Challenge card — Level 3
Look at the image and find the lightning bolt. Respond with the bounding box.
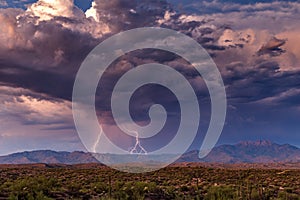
[122,126,147,154]
[92,125,103,153]
[129,130,148,154]
[91,125,147,154]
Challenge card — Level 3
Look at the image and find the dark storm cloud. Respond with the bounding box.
[0,0,36,9]
[0,0,299,117]
[0,2,104,104]
[0,0,175,106]
[0,62,74,100]
[0,1,298,95]
[170,0,299,15]
[224,60,300,106]
[257,37,286,57]
[0,12,99,66]
[0,0,213,112]
[88,0,170,31]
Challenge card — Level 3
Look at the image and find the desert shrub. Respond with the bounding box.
[277,191,300,200]
[8,176,56,199]
[66,182,84,197]
[205,185,237,200]
[91,182,109,194]
[111,181,158,200]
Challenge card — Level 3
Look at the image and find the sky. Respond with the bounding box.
[0,0,299,155]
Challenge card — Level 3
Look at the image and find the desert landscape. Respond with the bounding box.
[0,163,299,199]
[0,0,300,199]
[0,141,299,199]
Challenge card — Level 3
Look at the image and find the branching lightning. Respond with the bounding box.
[122,126,147,154]
[91,125,147,154]
[129,130,148,154]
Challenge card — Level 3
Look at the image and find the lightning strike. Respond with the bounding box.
[129,130,148,154]
[122,126,147,154]
[92,125,103,153]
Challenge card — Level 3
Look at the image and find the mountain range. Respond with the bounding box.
[178,140,300,163]
[0,141,299,165]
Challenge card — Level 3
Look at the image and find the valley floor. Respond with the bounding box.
[0,163,299,199]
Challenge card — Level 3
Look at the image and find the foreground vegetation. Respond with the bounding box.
[0,163,299,200]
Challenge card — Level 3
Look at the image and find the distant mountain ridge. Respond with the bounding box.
[0,141,299,164]
[0,150,98,165]
[178,140,300,163]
